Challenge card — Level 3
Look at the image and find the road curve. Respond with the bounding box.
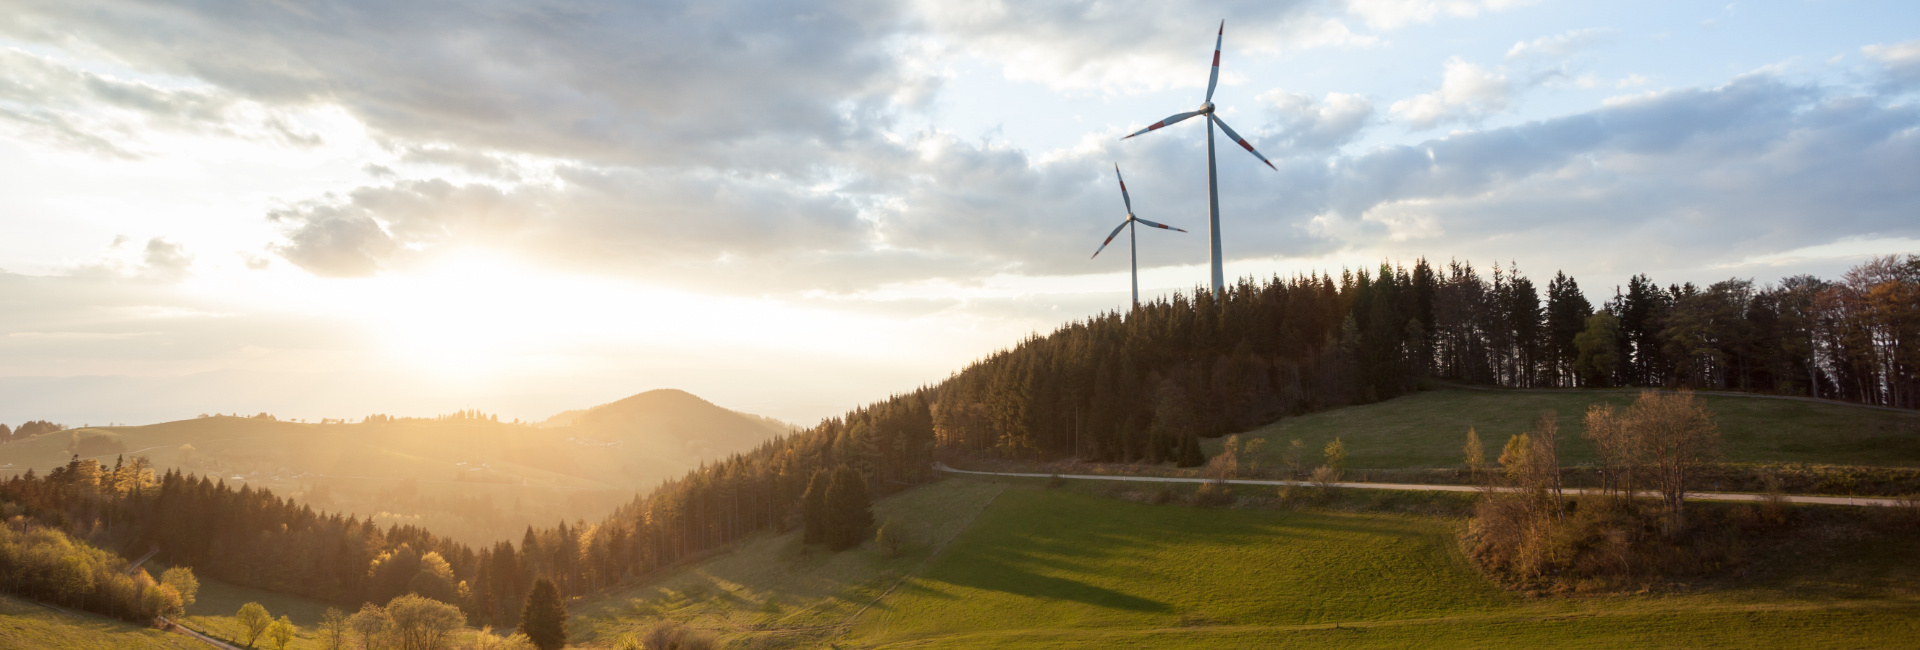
[934,463,1913,508]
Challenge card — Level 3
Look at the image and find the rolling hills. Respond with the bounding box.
[0,388,790,546]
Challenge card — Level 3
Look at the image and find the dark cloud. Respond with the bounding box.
[269,206,397,278]
[1,0,917,169]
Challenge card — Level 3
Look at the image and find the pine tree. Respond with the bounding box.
[518,578,567,650]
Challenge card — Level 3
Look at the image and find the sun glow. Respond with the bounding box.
[199,250,925,385]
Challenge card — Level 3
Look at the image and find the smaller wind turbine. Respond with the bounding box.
[1092,163,1187,310]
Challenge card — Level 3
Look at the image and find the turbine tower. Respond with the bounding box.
[1092,163,1187,310]
[1122,20,1275,294]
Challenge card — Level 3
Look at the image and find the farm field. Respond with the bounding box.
[1220,387,1920,471]
[573,476,1920,649]
[0,593,200,650]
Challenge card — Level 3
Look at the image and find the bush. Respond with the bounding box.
[641,622,716,650]
[1193,482,1234,507]
[1309,466,1342,495]
[876,519,907,557]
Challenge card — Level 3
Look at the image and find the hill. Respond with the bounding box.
[549,388,794,460]
[1221,387,1920,472]
[567,476,1920,649]
[0,594,199,650]
[0,389,789,546]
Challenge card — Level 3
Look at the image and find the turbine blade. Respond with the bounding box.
[1132,217,1188,233]
[1206,20,1223,103]
[1122,111,1202,139]
[1091,221,1131,259]
[1113,163,1133,214]
[1210,115,1275,170]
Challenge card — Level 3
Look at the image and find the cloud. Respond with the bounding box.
[1863,39,1920,91]
[913,0,1363,94]
[1306,75,1920,273]
[1344,0,1537,31]
[1258,91,1376,153]
[269,206,397,278]
[141,238,192,279]
[265,168,875,288]
[1390,58,1512,129]
[0,0,921,170]
[1505,28,1615,61]
[0,47,318,158]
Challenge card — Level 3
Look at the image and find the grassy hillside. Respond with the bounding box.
[569,476,1920,649]
[0,594,199,649]
[0,389,789,546]
[1220,388,1920,471]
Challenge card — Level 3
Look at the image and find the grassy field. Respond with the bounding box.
[177,575,337,648]
[1218,387,1920,471]
[569,478,1007,648]
[574,476,1920,649]
[0,594,201,649]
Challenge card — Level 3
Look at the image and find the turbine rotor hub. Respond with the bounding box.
[1199,101,1215,114]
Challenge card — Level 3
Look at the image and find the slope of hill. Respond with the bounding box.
[0,389,790,546]
[1222,387,1920,471]
[567,476,1920,649]
[0,594,199,650]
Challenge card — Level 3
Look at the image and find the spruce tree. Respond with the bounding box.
[801,469,831,544]
[824,465,872,550]
[519,578,567,650]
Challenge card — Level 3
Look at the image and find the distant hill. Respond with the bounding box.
[0,388,792,546]
[553,389,792,460]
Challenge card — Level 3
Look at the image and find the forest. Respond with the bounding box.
[0,254,1914,627]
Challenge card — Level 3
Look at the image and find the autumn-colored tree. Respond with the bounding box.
[267,615,295,650]
[237,602,272,648]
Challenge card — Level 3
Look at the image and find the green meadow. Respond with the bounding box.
[570,476,1920,649]
[1220,387,1920,471]
[0,594,200,649]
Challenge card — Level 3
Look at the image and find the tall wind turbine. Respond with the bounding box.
[1092,163,1187,310]
[1122,20,1275,294]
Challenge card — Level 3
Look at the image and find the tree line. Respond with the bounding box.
[0,420,66,444]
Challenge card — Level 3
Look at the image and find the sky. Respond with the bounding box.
[1,0,1916,427]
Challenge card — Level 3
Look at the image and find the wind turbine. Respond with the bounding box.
[1092,163,1187,310]
[1121,20,1275,294]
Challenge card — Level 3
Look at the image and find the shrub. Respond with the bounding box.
[876,519,906,557]
[1193,482,1234,507]
[1310,466,1342,495]
[641,622,716,650]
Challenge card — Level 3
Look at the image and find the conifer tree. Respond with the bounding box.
[519,578,567,650]
[824,465,873,551]
[801,469,831,544]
